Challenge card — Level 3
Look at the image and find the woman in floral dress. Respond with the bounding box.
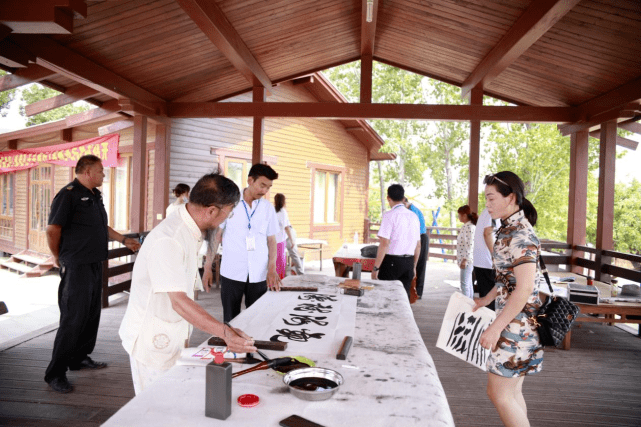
[473,171,544,427]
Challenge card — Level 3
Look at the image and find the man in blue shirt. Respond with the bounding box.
[404,198,428,299]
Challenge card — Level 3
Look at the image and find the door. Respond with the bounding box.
[29,165,53,254]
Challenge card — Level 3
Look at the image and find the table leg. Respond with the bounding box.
[562,330,571,350]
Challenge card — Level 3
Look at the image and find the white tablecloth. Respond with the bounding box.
[102,275,454,426]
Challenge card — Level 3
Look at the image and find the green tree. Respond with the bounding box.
[0,71,16,117]
[20,84,91,126]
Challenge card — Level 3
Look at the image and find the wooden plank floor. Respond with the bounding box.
[2,264,641,426]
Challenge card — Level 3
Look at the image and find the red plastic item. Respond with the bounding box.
[237,394,260,408]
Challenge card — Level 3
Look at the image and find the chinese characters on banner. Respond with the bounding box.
[230,291,357,356]
[436,292,496,371]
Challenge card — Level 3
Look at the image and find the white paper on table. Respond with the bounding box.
[436,292,496,371]
[175,346,246,366]
[230,291,357,356]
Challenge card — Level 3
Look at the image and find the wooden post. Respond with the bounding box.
[567,130,589,274]
[595,120,617,282]
[153,123,170,227]
[361,54,373,104]
[131,115,147,233]
[252,86,265,165]
[468,87,483,213]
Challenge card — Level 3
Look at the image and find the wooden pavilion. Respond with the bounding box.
[0,1,640,277]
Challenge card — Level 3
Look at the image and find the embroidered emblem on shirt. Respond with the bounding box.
[152,333,170,349]
[66,186,73,190]
[81,197,90,201]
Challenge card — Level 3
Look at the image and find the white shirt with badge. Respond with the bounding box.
[219,192,279,283]
[119,204,202,370]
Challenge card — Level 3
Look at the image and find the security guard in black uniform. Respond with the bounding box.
[44,155,140,393]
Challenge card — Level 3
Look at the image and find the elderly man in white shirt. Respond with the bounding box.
[203,164,281,322]
[371,184,421,300]
[119,173,257,395]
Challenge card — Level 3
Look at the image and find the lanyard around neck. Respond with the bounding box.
[241,199,259,230]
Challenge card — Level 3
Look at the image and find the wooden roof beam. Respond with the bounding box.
[175,0,272,89]
[0,39,35,68]
[618,120,641,135]
[558,103,640,136]
[576,76,641,121]
[0,63,56,91]
[9,35,166,110]
[0,0,87,34]
[25,84,101,117]
[588,131,638,151]
[361,0,379,57]
[168,102,577,122]
[461,0,581,99]
[98,119,134,136]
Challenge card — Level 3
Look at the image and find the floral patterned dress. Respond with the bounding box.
[486,210,545,377]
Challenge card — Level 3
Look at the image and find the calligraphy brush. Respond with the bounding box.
[231,357,294,379]
[224,322,270,362]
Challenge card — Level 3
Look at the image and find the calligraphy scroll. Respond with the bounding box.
[229,291,357,356]
[436,292,496,371]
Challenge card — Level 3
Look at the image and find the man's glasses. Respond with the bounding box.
[483,174,509,188]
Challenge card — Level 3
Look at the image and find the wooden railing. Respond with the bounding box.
[364,219,380,243]
[426,226,459,261]
[101,231,149,308]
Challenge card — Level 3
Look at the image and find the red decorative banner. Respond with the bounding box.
[0,134,119,174]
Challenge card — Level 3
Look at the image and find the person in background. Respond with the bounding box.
[45,155,141,394]
[372,184,421,300]
[473,171,544,427]
[166,183,190,216]
[403,197,428,299]
[474,207,496,310]
[274,193,303,277]
[456,205,478,299]
[119,173,256,394]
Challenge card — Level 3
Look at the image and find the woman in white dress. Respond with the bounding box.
[166,183,190,217]
[456,204,478,299]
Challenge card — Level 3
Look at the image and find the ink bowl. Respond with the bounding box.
[283,367,343,401]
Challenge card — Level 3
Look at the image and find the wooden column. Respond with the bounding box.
[361,54,373,104]
[468,87,483,212]
[153,123,170,227]
[595,120,617,282]
[567,130,589,274]
[130,115,147,233]
[252,86,265,165]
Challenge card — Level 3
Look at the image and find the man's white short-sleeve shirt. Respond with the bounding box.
[377,203,421,255]
[473,208,494,269]
[119,204,202,370]
[220,194,279,282]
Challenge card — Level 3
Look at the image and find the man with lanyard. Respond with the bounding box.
[45,155,140,394]
[371,184,421,300]
[403,197,428,299]
[205,163,281,322]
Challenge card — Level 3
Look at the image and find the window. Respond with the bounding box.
[0,173,14,240]
[313,170,340,224]
[30,166,52,232]
[101,156,132,231]
[225,158,249,190]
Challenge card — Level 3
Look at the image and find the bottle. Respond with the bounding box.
[353,231,358,244]
[205,360,232,420]
[587,276,594,286]
[611,279,619,297]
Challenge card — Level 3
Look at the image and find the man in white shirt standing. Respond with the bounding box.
[206,164,281,322]
[472,207,496,310]
[119,173,257,395]
[371,184,421,300]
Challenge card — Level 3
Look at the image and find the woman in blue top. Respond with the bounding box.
[473,171,544,427]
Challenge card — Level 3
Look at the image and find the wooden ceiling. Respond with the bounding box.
[0,0,640,132]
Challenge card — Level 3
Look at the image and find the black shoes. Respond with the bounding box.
[69,356,108,371]
[47,376,73,393]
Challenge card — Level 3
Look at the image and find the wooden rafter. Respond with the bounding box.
[168,102,577,122]
[0,39,35,68]
[98,119,133,137]
[0,64,55,91]
[618,120,641,135]
[558,102,641,136]
[0,0,87,34]
[588,131,638,151]
[361,0,378,57]
[461,0,581,99]
[25,84,101,117]
[175,0,272,89]
[577,76,641,121]
[9,35,165,109]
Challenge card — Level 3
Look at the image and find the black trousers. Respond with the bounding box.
[416,233,428,297]
[220,275,267,322]
[378,255,415,301]
[474,266,496,311]
[45,262,102,382]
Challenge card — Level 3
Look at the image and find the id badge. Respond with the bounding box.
[246,236,256,251]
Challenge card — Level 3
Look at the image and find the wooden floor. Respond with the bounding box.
[2,273,641,426]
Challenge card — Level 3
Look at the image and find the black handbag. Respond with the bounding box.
[529,256,580,347]
[360,245,378,258]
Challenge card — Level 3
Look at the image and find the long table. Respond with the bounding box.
[332,243,377,277]
[102,275,454,426]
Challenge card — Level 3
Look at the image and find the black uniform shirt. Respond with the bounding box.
[48,179,109,265]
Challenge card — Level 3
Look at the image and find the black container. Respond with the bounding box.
[205,361,232,420]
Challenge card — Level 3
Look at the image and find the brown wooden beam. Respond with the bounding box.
[292,76,314,86]
[153,124,170,227]
[175,0,272,89]
[361,0,379,57]
[0,64,55,91]
[578,76,641,121]
[557,106,638,136]
[0,24,11,43]
[567,131,588,275]
[24,84,100,116]
[461,0,580,99]
[10,34,165,107]
[131,115,147,233]
[468,87,483,213]
[168,102,577,122]
[0,40,35,68]
[595,121,617,282]
[98,119,134,136]
[118,98,168,122]
[588,130,638,151]
[361,54,373,104]
[64,99,121,128]
[61,128,72,142]
[252,86,265,165]
[8,139,17,150]
[0,0,87,34]
[618,120,641,135]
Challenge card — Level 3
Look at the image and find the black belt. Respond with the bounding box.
[386,254,413,258]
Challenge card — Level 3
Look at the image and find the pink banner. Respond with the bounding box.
[0,134,119,174]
